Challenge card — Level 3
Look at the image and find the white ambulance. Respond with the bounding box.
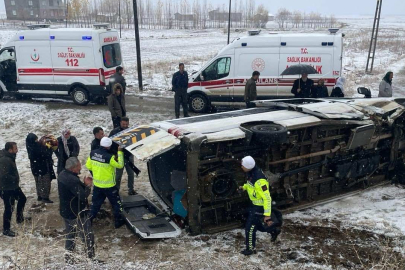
[187,29,344,113]
[0,24,121,105]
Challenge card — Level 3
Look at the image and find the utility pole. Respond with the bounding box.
[119,0,122,38]
[227,0,231,44]
[65,0,68,28]
[366,0,383,74]
[133,0,143,91]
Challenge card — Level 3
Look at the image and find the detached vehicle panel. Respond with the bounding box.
[111,98,405,236]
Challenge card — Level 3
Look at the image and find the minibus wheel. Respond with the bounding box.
[72,87,90,106]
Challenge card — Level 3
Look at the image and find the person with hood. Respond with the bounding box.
[311,78,329,98]
[108,66,127,94]
[378,71,394,97]
[291,73,314,98]
[330,77,345,98]
[244,71,260,108]
[26,133,57,203]
[239,156,282,256]
[108,83,126,128]
[0,142,28,237]
[56,129,80,175]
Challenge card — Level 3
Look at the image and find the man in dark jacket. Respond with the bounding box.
[26,134,56,203]
[172,63,189,119]
[244,71,260,108]
[56,129,80,175]
[108,84,126,128]
[58,157,94,260]
[311,78,329,98]
[91,127,104,151]
[291,73,314,98]
[108,66,126,94]
[0,142,28,237]
[109,117,140,195]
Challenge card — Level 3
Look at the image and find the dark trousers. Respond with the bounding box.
[64,212,95,258]
[174,89,189,118]
[0,188,27,231]
[245,206,282,250]
[112,116,121,129]
[34,174,52,199]
[90,186,124,224]
[115,156,135,192]
[245,101,256,108]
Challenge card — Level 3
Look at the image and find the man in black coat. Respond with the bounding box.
[56,129,80,175]
[58,157,94,260]
[172,63,190,119]
[109,117,140,195]
[91,127,104,152]
[108,66,126,94]
[291,73,314,98]
[0,142,28,237]
[26,133,56,203]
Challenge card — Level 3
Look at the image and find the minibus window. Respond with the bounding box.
[201,57,231,81]
[102,43,122,68]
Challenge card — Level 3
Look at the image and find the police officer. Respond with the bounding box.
[86,137,126,228]
[172,63,190,119]
[239,156,282,256]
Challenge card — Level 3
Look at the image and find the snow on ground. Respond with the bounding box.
[1,16,405,269]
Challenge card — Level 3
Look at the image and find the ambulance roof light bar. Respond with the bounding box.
[27,24,51,30]
[93,23,110,30]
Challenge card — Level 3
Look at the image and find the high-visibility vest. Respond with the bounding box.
[243,167,272,216]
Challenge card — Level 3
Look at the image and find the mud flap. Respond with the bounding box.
[122,195,182,239]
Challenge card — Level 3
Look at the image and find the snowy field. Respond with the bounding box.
[0,15,405,269]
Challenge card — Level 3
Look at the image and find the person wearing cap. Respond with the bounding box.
[172,63,190,119]
[239,156,281,256]
[86,137,126,228]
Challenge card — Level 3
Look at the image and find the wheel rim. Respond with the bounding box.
[74,90,86,103]
[192,97,205,111]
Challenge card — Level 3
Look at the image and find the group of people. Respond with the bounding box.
[0,116,139,261]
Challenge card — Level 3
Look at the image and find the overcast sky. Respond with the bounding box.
[1,0,404,16]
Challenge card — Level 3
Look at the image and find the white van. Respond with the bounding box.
[0,24,121,105]
[188,30,344,112]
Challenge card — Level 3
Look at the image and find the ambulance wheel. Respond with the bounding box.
[246,122,288,146]
[189,93,208,113]
[72,87,90,106]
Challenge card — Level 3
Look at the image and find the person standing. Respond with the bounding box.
[109,66,126,94]
[0,142,28,237]
[56,129,80,175]
[108,84,126,128]
[330,77,346,98]
[91,127,104,152]
[291,73,314,98]
[311,78,329,98]
[109,117,139,195]
[58,157,95,261]
[172,63,190,119]
[244,71,260,108]
[239,156,282,256]
[26,134,57,203]
[86,137,126,228]
[378,71,393,97]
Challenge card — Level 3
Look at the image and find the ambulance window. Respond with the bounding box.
[102,44,122,68]
[202,57,231,81]
[0,49,15,62]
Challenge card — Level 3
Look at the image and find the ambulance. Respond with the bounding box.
[0,24,121,105]
[187,29,344,113]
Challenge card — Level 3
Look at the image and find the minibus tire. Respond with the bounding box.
[72,87,90,106]
[249,123,288,145]
[189,93,208,113]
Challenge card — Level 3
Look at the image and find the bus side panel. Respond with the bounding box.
[233,47,280,102]
[17,40,54,93]
[50,41,97,94]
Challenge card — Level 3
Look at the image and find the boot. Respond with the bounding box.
[3,230,16,237]
[128,189,137,196]
[17,216,32,224]
[37,196,42,201]
[114,218,126,229]
[42,198,54,204]
[240,249,256,256]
